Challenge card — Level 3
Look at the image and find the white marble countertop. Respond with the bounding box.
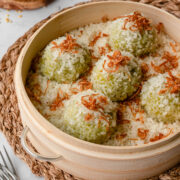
[0,0,87,179]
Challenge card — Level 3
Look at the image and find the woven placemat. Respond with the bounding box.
[0,1,180,180]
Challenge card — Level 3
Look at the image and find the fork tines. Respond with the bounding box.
[0,146,18,180]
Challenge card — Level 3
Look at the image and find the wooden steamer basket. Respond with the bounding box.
[14,1,180,180]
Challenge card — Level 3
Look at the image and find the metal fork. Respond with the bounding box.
[0,146,18,180]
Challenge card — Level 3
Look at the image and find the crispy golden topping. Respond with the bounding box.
[103,51,130,73]
[89,32,109,47]
[85,113,94,121]
[129,85,142,100]
[51,34,80,53]
[78,78,92,91]
[101,15,109,23]
[102,33,109,37]
[126,99,145,124]
[156,22,164,33]
[81,94,106,111]
[50,88,69,111]
[116,133,127,140]
[106,43,112,52]
[89,49,99,61]
[44,79,50,95]
[169,42,176,53]
[71,78,92,94]
[81,94,110,129]
[98,47,106,56]
[137,128,149,140]
[159,72,180,94]
[150,129,173,142]
[121,11,152,32]
[89,32,102,47]
[141,62,149,74]
[78,30,83,37]
[151,51,178,74]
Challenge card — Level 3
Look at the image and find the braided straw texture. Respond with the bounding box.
[0,1,179,180]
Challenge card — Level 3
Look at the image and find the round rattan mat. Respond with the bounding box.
[0,1,180,180]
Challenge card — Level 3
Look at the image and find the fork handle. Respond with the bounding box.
[21,126,62,161]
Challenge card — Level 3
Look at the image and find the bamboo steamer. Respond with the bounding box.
[14,1,180,180]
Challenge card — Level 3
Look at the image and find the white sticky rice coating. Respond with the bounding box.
[39,35,91,83]
[141,74,180,123]
[109,16,158,56]
[62,90,117,143]
[91,51,142,101]
[104,102,180,146]
[26,71,180,146]
[26,12,180,146]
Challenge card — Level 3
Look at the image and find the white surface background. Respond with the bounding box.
[0,0,87,179]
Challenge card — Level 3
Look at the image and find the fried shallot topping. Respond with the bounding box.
[103,51,130,73]
[89,32,109,47]
[150,129,173,142]
[44,79,50,95]
[50,88,69,111]
[121,11,152,32]
[156,22,164,33]
[126,98,145,124]
[78,78,92,91]
[116,133,127,140]
[81,94,110,129]
[141,62,149,74]
[106,43,112,52]
[169,42,177,53]
[116,105,127,125]
[89,32,102,47]
[101,15,109,23]
[151,51,178,74]
[85,113,94,121]
[98,47,106,55]
[81,94,107,111]
[137,128,149,140]
[71,78,92,94]
[159,71,180,94]
[51,34,80,53]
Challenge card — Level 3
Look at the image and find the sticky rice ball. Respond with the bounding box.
[141,73,180,123]
[109,11,158,56]
[91,51,142,101]
[62,90,117,143]
[39,34,91,83]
